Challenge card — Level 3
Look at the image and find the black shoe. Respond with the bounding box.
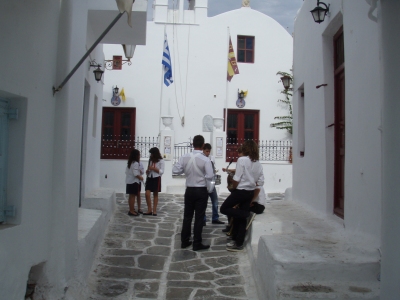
[181,241,192,249]
[193,243,210,251]
[203,221,206,226]
[212,219,225,224]
[222,226,231,233]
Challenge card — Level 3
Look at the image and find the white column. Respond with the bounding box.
[159,126,174,193]
[210,117,226,192]
[153,0,168,23]
[178,0,184,23]
[194,0,208,23]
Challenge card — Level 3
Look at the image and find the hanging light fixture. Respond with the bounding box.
[280,75,292,90]
[122,44,136,60]
[89,61,104,82]
[310,0,330,24]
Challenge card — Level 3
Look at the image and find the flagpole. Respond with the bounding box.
[224,27,230,137]
[159,25,167,135]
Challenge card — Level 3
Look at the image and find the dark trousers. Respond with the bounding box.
[181,187,208,246]
[220,189,254,246]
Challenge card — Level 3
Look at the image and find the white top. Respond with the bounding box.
[172,150,214,187]
[147,159,165,178]
[125,161,141,184]
[254,186,266,205]
[233,156,264,190]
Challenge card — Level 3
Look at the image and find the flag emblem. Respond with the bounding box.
[162,34,173,86]
[227,37,239,82]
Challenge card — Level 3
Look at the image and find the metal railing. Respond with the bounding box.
[101,136,159,159]
[259,140,292,161]
[226,138,292,162]
[173,142,193,164]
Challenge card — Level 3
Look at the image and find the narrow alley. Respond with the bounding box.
[86,193,258,300]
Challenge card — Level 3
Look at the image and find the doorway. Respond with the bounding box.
[333,28,345,218]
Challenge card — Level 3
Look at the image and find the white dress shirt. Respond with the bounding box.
[233,156,264,190]
[147,159,165,178]
[172,150,214,187]
[125,161,141,184]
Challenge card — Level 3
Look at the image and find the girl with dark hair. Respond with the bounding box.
[125,149,143,216]
[144,147,165,216]
[220,140,264,252]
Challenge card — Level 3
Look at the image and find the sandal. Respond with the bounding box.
[138,210,143,214]
[152,213,157,216]
[128,211,139,216]
[143,212,153,215]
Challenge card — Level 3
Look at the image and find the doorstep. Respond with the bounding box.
[247,200,380,300]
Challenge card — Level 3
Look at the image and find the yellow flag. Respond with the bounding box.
[119,88,126,101]
[227,36,239,82]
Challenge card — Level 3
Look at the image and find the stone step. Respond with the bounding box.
[276,281,380,300]
[249,201,381,300]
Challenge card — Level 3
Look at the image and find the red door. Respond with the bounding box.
[226,109,259,162]
[101,107,136,159]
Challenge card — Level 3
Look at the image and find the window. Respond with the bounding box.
[237,36,254,63]
[225,109,259,161]
[101,107,136,159]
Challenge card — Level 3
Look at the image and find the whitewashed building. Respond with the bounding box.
[0,1,147,299]
[100,0,293,195]
[286,0,400,298]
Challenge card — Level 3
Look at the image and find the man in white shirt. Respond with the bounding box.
[172,135,214,251]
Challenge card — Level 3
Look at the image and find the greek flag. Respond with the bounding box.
[162,34,173,86]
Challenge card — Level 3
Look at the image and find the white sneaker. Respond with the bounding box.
[226,241,235,247]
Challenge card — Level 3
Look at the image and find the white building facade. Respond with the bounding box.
[100,0,294,195]
[292,1,400,297]
[0,0,147,299]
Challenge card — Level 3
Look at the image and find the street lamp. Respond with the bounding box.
[310,0,330,24]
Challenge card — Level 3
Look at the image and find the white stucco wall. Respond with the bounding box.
[292,1,381,247]
[100,6,293,193]
[0,1,105,298]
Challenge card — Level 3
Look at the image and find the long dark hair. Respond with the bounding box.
[127,149,140,168]
[241,140,259,162]
[149,147,162,163]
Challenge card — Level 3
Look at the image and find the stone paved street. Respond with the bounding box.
[86,193,258,300]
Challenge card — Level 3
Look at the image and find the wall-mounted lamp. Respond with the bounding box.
[113,85,120,96]
[280,75,292,90]
[310,0,330,24]
[89,61,104,82]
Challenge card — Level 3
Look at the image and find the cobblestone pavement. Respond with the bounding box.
[86,193,258,300]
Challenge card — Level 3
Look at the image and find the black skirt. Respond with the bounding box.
[126,182,140,195]
[145,176,161,193]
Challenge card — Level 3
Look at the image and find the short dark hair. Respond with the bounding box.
[192,135,205,148]
[203,143,212,150]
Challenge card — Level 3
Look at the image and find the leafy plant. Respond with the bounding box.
[270,71,293,135]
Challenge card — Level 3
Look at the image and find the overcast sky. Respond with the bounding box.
[208,0,304,34]
[147,0,304,34]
